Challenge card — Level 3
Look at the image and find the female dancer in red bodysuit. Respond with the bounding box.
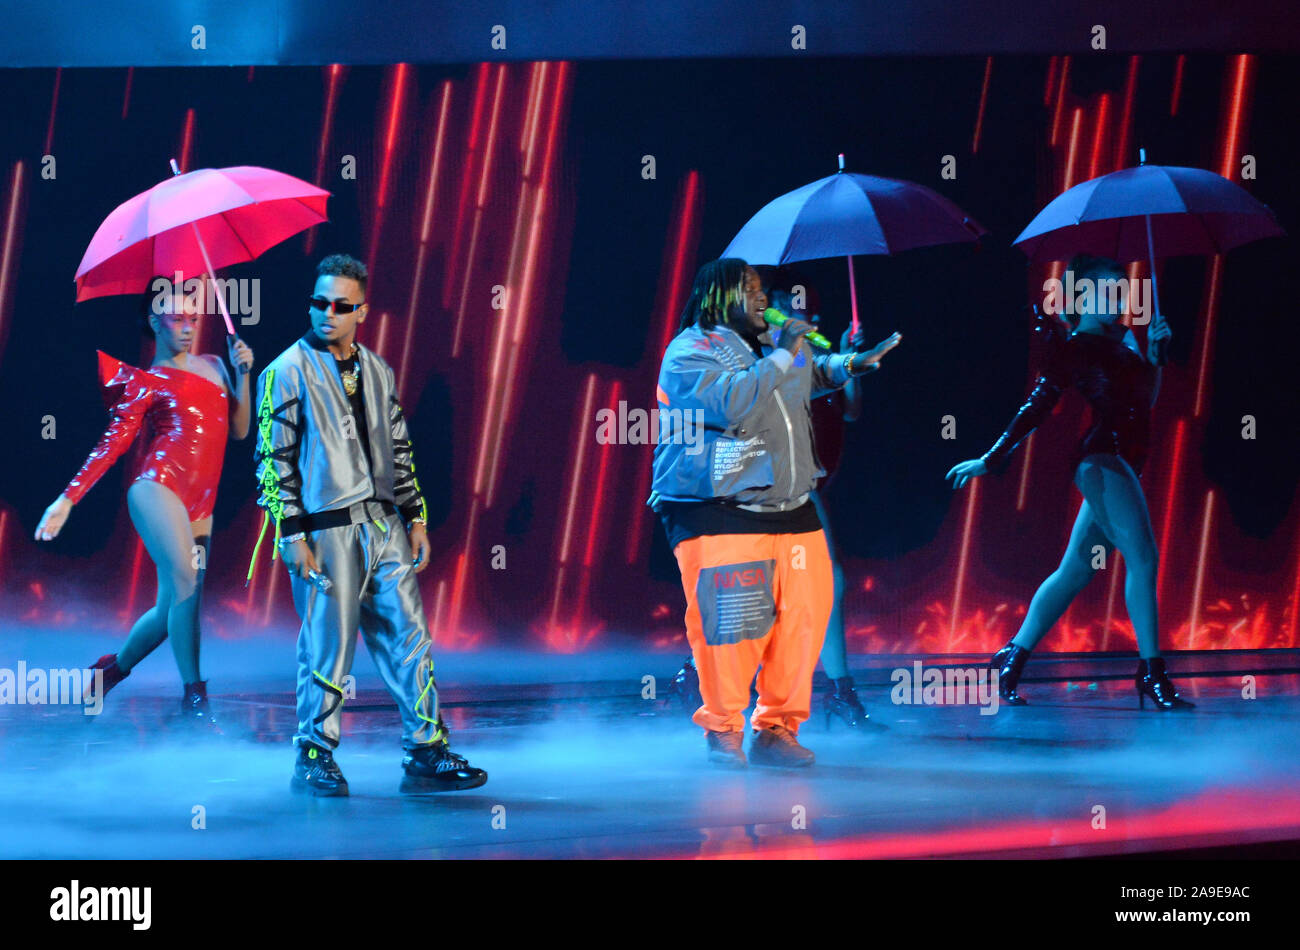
[35,283,253,721]
[946,255,1191,711]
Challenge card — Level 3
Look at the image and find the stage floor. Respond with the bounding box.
[2,631,1298,859]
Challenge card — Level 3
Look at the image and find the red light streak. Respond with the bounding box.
[583,380,621,569]
[1043,56,1059,107]
[1155,418,1186,608]
[1194,256,1222,418]
[452,65,508,357]
[1115,56,1139,168]
[482,61,571,508]
[400,79,454,389]
[178,108,195,173]
[43,68,61,155]
[628,170,703,563]
[472,63,547,501]
[0,162,28,351]
[549,374,598,632]
[1218,55,1252,180]
[470,62,540,501]
[444,65,491,312]
[1062,108,1083,190]
[1186,491,1215,650]
[971,56,993,154]
[1170,54,1186,116]
[1289,529,1300,646]
[1050,56,1070,146]
[681,789,1300,861]
[947,477,980,649]
[305,64,345,257]
[121,67,133,120]
[376,63,410,210]
[1100,551,1123,651]
[1014,433,1034,511]
[1088,92,1110,180]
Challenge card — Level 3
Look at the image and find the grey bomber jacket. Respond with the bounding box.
[253,336,427,540]
[650,323,862,510]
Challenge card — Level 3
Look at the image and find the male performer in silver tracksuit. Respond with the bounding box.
[253,253,486,796]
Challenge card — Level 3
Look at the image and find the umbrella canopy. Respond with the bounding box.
[723,171,987,265]
[1013,164,1284,264]
[75,165,330,302]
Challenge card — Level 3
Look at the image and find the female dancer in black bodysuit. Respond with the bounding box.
[945,255,1193,711]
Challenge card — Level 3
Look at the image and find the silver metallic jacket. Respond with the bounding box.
[253,337,427,545]
[650,324,860,510]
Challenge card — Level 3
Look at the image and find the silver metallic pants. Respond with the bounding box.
[289,509,441,750]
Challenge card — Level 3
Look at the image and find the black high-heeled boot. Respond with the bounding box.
[825,676,880,729]
[1135,657,1195,711]
[990,641,1030,705]
[180,680,223,733]
[666,656,702,710]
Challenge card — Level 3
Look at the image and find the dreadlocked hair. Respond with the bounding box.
[677,258,750,333]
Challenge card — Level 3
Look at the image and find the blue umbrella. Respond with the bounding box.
[1014,150,1285,360]
[723,155,987,335]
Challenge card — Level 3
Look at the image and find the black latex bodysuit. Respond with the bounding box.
[981,330,1157,476]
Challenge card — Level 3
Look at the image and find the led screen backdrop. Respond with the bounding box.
[0,55,1295,654]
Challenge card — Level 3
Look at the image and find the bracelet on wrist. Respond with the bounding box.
[279,532,306,547]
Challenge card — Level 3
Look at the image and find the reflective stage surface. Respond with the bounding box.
[2,629,1297,859]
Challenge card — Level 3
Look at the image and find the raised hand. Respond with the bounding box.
[945,458,987,489]
[859,331,903,366]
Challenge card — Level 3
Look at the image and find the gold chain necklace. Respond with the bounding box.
[338,343,359,396]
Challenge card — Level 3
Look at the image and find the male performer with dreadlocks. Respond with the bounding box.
[650,258,901,768]
[252,253,486,796]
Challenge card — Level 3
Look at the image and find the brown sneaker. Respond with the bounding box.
[749,724,815,769]
[705,729,747,768]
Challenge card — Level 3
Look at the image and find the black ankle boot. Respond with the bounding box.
[1135,657,1195,711]
[666,655,702,710]
[180,680,222,732]
[825,676,879,729]
[990,642,1031,705]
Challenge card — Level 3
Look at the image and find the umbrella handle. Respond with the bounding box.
[169,158,236,336]
[1144,213,1167,366]
[846,253,861,339]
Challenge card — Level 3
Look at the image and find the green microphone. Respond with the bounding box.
[763,307,832,349]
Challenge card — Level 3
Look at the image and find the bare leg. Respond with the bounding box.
[116,604,168,672]
[126,481,202,685]
[1073,454,1160,657]
[1011,499,1111,652]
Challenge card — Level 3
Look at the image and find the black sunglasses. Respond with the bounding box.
[308,296,364,315]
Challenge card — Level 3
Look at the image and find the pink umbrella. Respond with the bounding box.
[75,161,331,334]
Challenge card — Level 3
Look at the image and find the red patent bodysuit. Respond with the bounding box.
[64,351,230,522]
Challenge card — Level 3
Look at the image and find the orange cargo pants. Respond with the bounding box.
[672,529,833,735]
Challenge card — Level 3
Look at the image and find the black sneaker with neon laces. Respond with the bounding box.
[291,742,349,797]
[400,729,488,794]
